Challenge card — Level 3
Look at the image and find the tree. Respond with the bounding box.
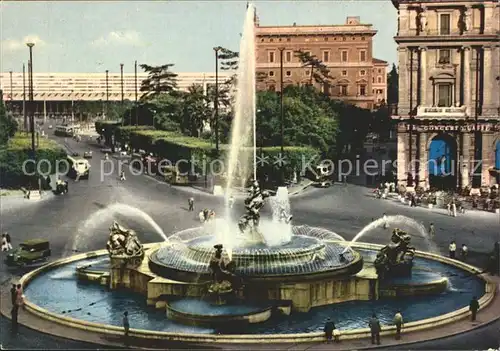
[294,50,335,88]
[139,64,178,101]
[387,63,399,105]
[180,84,212,137]
[255,85,339,156]
[0,102,18,145]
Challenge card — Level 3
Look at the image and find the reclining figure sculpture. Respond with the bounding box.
[106,221,144,258]
[374,228,416,280]
[238,180,270,243]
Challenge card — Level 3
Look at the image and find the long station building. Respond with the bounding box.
[0,71,232,117]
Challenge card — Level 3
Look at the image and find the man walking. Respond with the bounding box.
[429,223,435,238]
[323,318,335,343]
[447,202,452,216]
[382,213,388,230]
[10,284,17,306]
[449,241,457,259]
[123,311,130,339]
[188,197,194,211]
[368,313,381,345]
[469,296,479,321]
[460,244,468,262]
[393,310,404,340]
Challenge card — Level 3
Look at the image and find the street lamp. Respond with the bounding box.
[26,42,35,159]
[213,46,222,152]
[105,69,109,119]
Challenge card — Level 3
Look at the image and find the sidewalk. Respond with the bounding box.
[1,275,499,350]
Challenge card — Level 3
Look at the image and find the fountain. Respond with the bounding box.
[15,3,493,345]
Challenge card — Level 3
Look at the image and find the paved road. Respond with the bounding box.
[0,132,499,349]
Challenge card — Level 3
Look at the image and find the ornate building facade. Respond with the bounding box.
[255,16,388,110]
[391,0,500,189]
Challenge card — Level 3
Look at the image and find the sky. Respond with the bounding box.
[0,0,398,74]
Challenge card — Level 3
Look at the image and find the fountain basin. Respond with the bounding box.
[16,242,493,344]
[149,231,363,283]
[166,298,273,327]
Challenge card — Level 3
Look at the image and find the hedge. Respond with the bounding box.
[0,133,67,188]
[115,126,154,146]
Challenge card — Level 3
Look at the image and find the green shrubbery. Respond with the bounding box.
[0,133,66,188]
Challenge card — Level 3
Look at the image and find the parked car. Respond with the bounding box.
[48,125,53,129]
[5,239,51,266]
[83,151,93,159]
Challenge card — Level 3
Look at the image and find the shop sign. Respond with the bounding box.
[402,123,500,132]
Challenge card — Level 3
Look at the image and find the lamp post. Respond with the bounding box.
[9,70,13,104]
[27,43,35,160]
[135,60,138,127]
[105,70,109,119]
[279,47,285,185]
[23,64,27,131]
[120,63,124,126]
[213,46,221,152]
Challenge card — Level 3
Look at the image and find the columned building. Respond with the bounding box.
[391,0,500,189]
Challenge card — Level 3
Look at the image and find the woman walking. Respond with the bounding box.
[1,234,8,252]
[6,233,12,251]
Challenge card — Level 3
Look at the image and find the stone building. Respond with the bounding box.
[391,0,500,189]
[255,16,388,110]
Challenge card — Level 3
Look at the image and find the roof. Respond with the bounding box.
[20,239,49,246]
[373,58,388,64]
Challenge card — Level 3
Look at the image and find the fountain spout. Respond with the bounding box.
[237,180,270,243]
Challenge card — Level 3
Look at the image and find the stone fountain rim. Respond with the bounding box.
[13,242,496,345]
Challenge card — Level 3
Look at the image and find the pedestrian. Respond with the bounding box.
[10,284,17,306]
[429,223,435,238]
[123,311,130,337]
[228,195,235,209]
[5,233,12,251]
[452,201,457,217]
[119,171,126,181]
[461,244,468,262]
[323,318,335,343]
[368,314,381,345]
[203,209,209,222]
[382,213,388,229]
[15,284,24,307]
[469,296,479,321]
[393,310,404,340]
[188,197,194,211]
[199,210,205,223]
[1,234,8,252]
[447,202,451,216]
[449,241,457,259]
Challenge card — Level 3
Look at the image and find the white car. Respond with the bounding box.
[48,125,53,129]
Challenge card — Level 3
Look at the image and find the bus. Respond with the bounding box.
[67,155,90,179]
[54,124,81,137]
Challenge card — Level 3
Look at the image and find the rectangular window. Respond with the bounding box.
[360,70,366,76]
[341,50,348,62]
[285,51,292,62]
[342,70,347,76]
[269,71,275,77]
[377,76,382,83]
[359,50,366,62]
[269,52,275,63]
[340,85,348,96]
[286,71,291,77]
[438,49,451,64]
[323,51,330,62]
[440,14,451,35]
[438,84,452,107]
[359,85,366,96]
